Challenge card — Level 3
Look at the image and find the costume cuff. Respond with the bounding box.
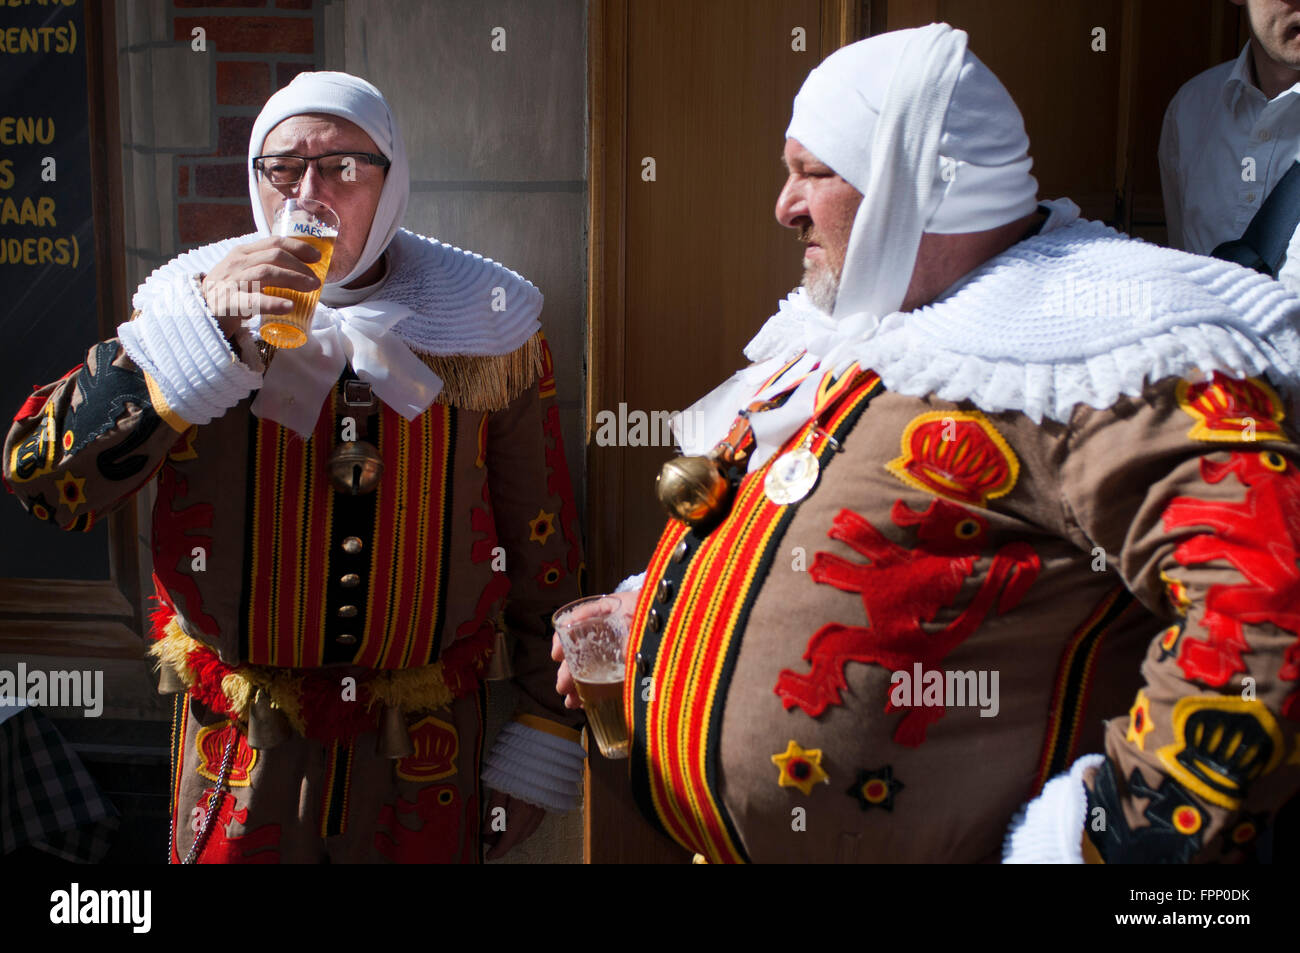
[481,719,586,813]
[1002,753,1104,864]
[118,272,262,425]
[615,572,646,593]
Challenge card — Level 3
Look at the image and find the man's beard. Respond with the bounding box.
[798,223,840,314]
[802,259,839,314]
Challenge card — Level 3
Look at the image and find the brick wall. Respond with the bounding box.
[173,0,324,247]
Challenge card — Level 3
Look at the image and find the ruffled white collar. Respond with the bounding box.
[680,198,1300,466]
[132,229,543,435]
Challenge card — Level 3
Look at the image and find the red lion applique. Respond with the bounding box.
[184,791,281,864]
[1161,450,1300,718]
[373,784,463,863]
[151,462,218,635]
[774,500,1040,746]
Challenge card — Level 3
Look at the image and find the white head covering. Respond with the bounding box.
[247,71,410,300]
[785,23,1038,319]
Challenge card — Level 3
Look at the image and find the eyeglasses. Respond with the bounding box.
[252,152,391,186]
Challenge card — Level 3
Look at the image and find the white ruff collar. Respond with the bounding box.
[682,199,1300,467]
[132,229,543,435]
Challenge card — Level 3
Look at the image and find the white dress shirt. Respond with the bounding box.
[1159,44,1300,292]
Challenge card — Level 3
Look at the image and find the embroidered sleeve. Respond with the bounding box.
[3,338,192,532]
[1058,373,1300,862]
[482,332,586,745]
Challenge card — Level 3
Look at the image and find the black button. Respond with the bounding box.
[648,609,661,632]
[671,540,688,563]
[657,578,673,603]
[636,651,647,675]
[337,605,358,619]
[335,633,357,646]
[340,573,361,588]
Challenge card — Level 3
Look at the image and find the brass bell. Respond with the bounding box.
[328,440,383,495]
[155,660,186,695]
[483,629,513,681]
[655,453,733,527]
[377,704,414,758]
[247,688,291,750]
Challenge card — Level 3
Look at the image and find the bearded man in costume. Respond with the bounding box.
[4,72,586,863]
[557,24,1300,863]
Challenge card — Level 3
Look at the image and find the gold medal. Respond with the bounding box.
[764,433,820,505]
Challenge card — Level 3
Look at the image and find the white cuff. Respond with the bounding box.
[119,272,262,425]
[615,573,646,593]
[481,720,586,813]
[1002,753,1104,864]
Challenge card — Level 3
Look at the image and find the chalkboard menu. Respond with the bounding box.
[0,0,109,579]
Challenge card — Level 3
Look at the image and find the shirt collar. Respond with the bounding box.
[1222,43,1257,110]
[1222,41,1300,110]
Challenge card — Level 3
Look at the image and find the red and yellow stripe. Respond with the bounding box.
[245,394,453,669]
[355,402,452,669]
[1030,585,1136,795]
[246,393,336,666]
[628,369,880,863]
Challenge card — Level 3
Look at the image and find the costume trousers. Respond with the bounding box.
[167,689,485,863]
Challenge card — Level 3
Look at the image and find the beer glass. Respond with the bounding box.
[259,198,339,349]
[554,595,630,759]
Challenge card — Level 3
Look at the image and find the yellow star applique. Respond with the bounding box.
[770,740,829,795]
[1126,690,1155,751]
[55,471,87,514]
[528,508,556,546]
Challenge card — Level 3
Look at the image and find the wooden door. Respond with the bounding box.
[586,0,860,863]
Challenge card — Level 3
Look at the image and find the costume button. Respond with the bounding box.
[340,573,361,588]
[657,579,673,603]
[648,609,662,632]
[636,651,647,674]
[1259,129,1273,142]
[1246,192,1258,203]
[342,536,364,554]
[335,633,357,646]
[671,540,688,563]
[337,605,358,619]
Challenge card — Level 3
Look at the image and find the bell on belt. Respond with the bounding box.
[328,441,383,495]
[247,688,291,750]
[656,453,733,528]
[483,629,513,681]
[377,704,414,758]
[155,660,186,695]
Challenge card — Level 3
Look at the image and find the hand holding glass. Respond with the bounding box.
[259,198,338,349]
[553,595,630,759]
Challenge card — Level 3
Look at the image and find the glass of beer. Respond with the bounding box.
[554,595,630,759]
[259,198,338,349]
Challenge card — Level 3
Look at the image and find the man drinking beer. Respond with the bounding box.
[4,72,585,863]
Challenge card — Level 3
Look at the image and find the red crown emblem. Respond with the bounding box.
[195,723,257,786]
[396,716,459,782]
[1176,374,1286,442]
[886,411,1019,507]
